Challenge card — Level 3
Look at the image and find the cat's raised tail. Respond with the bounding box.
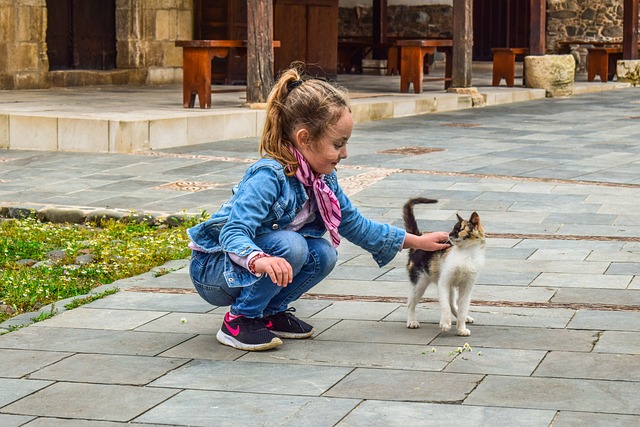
[403,197,438,235]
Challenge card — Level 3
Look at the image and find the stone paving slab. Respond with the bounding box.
[551,288,640,306]
[552,412,640,427]
[0,326,193,356]
[30,307,168,330]
[22,419,169,427]
[444,347,546,376]
[533,351,640,381]
[28,353,190,385]
[157,334,247,361]
[149,359,352,396]
[568,309,640,331]
[593,331,640,354]
[134,390,360,427]
[323,368,483,402]
[384,305,575,329]
[432,325,599,352]
[314,319,441,345]
[84,290,213,312]
[531,272,632,289]
[336,400,556,427]
[0,414,35,427]
[2,382,179,422]
[0,378,52,408]
[310,301,401,321]
[134,312,224,335]
[0,349,71,378]
[240,339,453,371]
[464,376,640,415]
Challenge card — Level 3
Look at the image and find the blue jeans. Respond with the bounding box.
[189,231,337,318]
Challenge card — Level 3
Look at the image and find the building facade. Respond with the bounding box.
[0,0,634,90]
[0,0,191,89]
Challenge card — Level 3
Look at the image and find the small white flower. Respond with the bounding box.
[180,318,187,324]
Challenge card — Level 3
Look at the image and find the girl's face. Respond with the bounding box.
[296,109,353,176]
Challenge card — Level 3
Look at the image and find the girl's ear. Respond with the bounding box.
[295,128,310,147]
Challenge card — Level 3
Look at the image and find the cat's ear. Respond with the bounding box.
[470,212,480,226]
[456,213,464,223]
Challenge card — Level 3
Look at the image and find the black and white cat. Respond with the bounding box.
[403,198,486,336]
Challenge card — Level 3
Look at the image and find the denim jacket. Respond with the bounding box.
[187,158,406,287]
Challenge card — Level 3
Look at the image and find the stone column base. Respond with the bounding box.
[616,59,640,86]
[524,54,576,98]
[446,87,486,107]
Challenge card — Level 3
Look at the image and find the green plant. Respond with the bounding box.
[0,213,206,324]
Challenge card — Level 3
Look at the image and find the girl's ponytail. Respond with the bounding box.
[260,68,302,176]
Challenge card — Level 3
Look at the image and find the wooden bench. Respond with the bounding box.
[396,39,453,93]
[175,40,280,109]
[491,47,529,87]
[587,47,623,82]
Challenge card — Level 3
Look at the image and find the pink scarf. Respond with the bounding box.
[291,148,341,247]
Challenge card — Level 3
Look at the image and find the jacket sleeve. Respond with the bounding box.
[218,165,284,256]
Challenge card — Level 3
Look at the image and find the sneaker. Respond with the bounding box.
[263,307,315,339]
[216,312,283,351]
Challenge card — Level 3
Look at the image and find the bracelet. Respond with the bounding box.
[248,252,272,275]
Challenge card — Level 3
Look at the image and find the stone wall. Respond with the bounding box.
[547,0,625,52]
[116,0,192,84]
[0,0,192,89]
[339,3,452,39]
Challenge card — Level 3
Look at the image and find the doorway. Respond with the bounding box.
[473,0,530,61]
[46,0,116,70]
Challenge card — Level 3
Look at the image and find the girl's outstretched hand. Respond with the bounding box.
[253,256,293,286]
[403,231,451,252]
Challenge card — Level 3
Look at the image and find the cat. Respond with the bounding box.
[403,197,486,336]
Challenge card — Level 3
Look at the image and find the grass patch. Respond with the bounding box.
[0,213,206,324]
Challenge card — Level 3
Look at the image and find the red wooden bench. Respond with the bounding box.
[491,47,529,87]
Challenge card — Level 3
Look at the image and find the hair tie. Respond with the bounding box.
[287,80,303,91]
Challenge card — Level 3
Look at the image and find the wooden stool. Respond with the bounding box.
[587,47,623,82]
[491,47,529,87]
[175,40,280,108]
[396,39,453,93]
[386,46,400,76]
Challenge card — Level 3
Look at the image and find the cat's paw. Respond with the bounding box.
[439,318,452,332]
[407,320,420,329]
[457,327,471,336]
[466,316,474,324]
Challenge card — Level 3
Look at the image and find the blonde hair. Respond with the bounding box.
[260,65,351,176]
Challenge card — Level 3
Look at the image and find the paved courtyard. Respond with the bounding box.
[1,86,639,426]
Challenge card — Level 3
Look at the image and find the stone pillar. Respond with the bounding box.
[0,0,49,89]
[525,54,576,98]
[121,0,192,84]
[617,59,640,86]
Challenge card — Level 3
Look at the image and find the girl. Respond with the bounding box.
[188,66,450,351]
